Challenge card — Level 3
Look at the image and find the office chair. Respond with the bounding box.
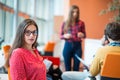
[44,41,55,56]
[2,45,11,80]
[100,52,120,80]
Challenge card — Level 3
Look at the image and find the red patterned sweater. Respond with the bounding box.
[10,48,46,80]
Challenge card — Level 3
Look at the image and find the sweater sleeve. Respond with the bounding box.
[89,49,102,76]
[81,22,86,38]
[10,50,27,80]
[60,22,65,39]
[79,20,86,38]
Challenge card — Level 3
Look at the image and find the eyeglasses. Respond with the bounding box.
[24,30,38,36]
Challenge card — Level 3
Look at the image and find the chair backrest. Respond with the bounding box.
[2,45,11,80]
[2,45,11,59]
[101,52,120,80]
[8,67,11,80]
[44,41,55,52]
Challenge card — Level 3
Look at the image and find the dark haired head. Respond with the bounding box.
[105,22,120,41]
[5,19,38,68]
[14,19,38,48]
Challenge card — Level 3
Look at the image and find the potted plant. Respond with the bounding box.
[100,0,120,22]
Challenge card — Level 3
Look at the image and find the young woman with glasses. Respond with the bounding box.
[5,19,46,80]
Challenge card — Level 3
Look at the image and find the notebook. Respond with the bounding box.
[75,54,89,71]
[43,59,53,70]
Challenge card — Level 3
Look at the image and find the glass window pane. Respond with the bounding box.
[6,0,14,8]
[0,9,5,44]
[4,12,14,43]
[0,0,6,4]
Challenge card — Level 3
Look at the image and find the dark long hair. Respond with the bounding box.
[64,5,80,32]
[5,19,39,68]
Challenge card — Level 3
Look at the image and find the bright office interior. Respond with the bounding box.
[0,0,117,79]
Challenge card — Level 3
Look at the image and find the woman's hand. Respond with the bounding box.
[77,32,84,38]
[63,33,72,39]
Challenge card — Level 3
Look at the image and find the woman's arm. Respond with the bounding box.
[89,50,101,76]
[60,22,65,39]
[10,50,27,80]
[77,21,86,38]
[60,22,72,39]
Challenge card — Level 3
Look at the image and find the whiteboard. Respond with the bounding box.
[84,38,102,65]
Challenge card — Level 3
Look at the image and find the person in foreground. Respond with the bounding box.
[60,5,86,71]
[5,19,46,80]
[89,22,120,77]
[61,22,120,80]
